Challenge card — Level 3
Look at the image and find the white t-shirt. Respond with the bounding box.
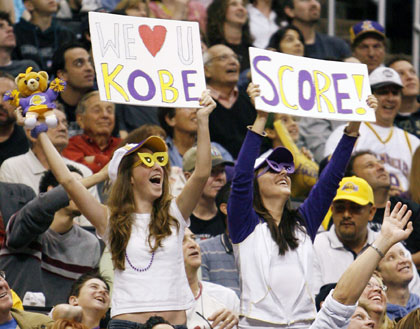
[324,123,420,191]
[247,4,278,49]
[102,200,194,317]
[186,281,239,329]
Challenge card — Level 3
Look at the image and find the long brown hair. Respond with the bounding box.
[206,0,252,46]
[408,147,420,204]
[253,175,305,255]
[107,151,179,270]
[395,309,420,329]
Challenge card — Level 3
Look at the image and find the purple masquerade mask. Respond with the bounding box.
[257,159,295,178]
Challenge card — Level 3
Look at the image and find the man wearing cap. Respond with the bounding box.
[312,176,420,298]
[313,176,376,295]
[388,55,420,139]
[282,0,351,60]
[183,145,233,240]
[345,150,420,266]
[350,20,387,73]
[324,66,420,192]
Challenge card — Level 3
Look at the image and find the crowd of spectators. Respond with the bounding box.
[0,0,420,328]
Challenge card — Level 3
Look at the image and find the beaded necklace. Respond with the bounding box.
[125,251,155,272]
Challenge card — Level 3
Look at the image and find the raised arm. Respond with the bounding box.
[5,186,70,249]
[333,202,412,304]
[176,90,215,219]
[310,202,412,329]
[299,95,378,239]
[227,83,264,244]
[38,132,108,236]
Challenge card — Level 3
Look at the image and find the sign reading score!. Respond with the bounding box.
[249,47,376,122]
[89,12,206,108]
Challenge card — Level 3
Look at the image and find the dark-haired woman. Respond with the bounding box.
[206,0,252,71]
[267,25,305,56]
[227,83,377,328]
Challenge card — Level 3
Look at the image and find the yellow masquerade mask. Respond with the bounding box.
[133,152,169,168]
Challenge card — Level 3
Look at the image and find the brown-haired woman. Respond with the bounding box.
[37,91,216,329]
[206,0,252,71]
[395,309,420,329]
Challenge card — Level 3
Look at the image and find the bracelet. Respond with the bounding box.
[343,126,360,138]
[370,243,385,258]
[247,125,267,137]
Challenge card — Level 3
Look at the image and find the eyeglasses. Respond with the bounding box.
[133,152,168,168]
[257,160,295,178]
[366,281,387,292]
[206,54,242,64]
[0,271,6,280]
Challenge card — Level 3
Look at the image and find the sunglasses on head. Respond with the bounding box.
[133,152,168,168]
[257,159,295,178]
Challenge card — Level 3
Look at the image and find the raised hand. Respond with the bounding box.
[246,82,260,108]
[197,89,216,119]
[345,95,379,136]
[379,201,413,246]
[14,106,25,126]
[366,94,378,111]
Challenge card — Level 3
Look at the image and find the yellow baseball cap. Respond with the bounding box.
[321,176,375,230]
[333,176,374,205]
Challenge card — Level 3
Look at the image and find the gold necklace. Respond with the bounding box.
[365,122,394,144]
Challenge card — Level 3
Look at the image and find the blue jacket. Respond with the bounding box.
[387,293,420,320]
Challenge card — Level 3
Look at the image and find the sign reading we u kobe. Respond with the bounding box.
[89,12,206,108]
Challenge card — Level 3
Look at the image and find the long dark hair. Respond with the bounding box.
[253,174,306,255]
[206,0,253,46]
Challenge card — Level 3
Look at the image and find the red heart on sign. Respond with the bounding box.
[138,25,167,57]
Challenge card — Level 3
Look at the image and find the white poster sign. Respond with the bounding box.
[249,47,375,121]
[89,12,206,108]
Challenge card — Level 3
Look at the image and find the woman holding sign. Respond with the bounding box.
[35,91,216,329]
[227,83,378,328]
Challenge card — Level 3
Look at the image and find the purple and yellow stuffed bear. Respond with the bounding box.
[4,67,66,130]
